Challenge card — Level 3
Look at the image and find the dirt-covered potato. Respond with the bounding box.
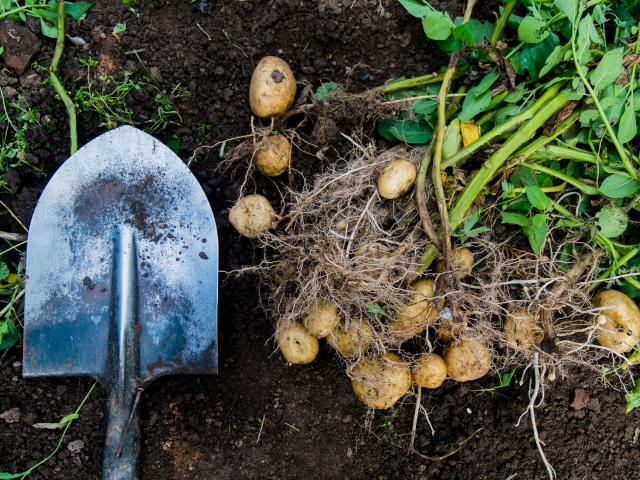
[435,314,468,342]
[351,352,412,409]
[228,194,276,238]
[390,279,437,340]
[435,247,474,279]
[503,310,542,350]
[412,353,447,389]
[443,338,492,382]
[377,159,417,199]
[594,289,640,353]
[353,242,391,276]
[303,299,340,338]
[327,319,374,357]
[255,135,291,177]
[277,323,319,364]
[249,56,296,118]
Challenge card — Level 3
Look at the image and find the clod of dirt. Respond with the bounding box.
[0,20,41,74]
[570,388,590,410]
[67,439,85,454]
[0,408,21,423]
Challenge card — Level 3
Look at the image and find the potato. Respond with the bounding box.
[327,319,374,357]
[303,299,340,338]
[434,247,474,279]
[435,314,468,342]
[594,289,640,354]
[353,242,391,276]
[228,194,276,238]
[377,159,417,199]
[390,279,437,341]
[277,323,319,364]
[443,338,492,382]
[255,135,291,177]
[249,56,296,118]
[351,352,411,409]
[503,310,542,350]
[412,353,447,389]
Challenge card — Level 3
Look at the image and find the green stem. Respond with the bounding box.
[442,83,563,170]
[0,4,51,20]
[370,68,468,95]
[490,1,516,45]
[518,162,599,195]
[49,0,77,154]
[526,145,599,164]
[448,93,570,231]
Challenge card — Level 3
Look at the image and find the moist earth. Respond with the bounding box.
[1,1,640,479]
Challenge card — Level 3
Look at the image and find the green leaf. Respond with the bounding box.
[618,102,637,144]
[64,1,93,20]
[379,117,432,144]
[0,320,18,350]
[596,207,628,238]
[575,14,600,66]
[442,118,461,159]
[525,186,552,211]
[366,302,386,319]
[412,98,436,115]
[598,174,640,198]
[625,379,640,413]
[0,262,8,282]
[458,68,499,122]
[314,82,338,101]
[378,119,398,142]
[39,17,57,38]
[501,211,532,227]
[504,83,525,103]
[590,48,624,92]
[397,0,432,18]
[113,23,126,34]
[523,214,548,254]
[554,0,579,26]
[518,16,549,44]
[0,0,11,11]
[518,32,560,80]
[166,136,180,154]
[422,11,453,41]
[539,43,570,78]
[452,22,474,44]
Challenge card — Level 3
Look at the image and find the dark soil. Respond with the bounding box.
[2,1,640,479]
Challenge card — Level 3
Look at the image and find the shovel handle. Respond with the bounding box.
[103,385,141,480]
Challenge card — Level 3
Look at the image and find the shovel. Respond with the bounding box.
[22,126,218,480]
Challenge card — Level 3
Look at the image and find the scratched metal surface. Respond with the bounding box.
[23,126,218,385]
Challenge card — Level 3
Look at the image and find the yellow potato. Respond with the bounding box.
[377,159,417,199]
[434,247,474,279]
[412,353,447,389]
[351,353,412,409]
[594,289,640,353]
[327,319,374,357]
[228,194,276,238]
[303,299,340,338]
[390,279,437,341]
[249,56,296,118]
[277,323,319,364]
[503,310,542,350]
[443,338,492,382]
[255,135,291,177]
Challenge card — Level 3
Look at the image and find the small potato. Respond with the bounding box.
[594,289,640,354]
[412,353,447,389]
[353,242,391,276]
[377,159,417,199]
[277,323,319,364]
[249,56,296,118]
[390,279,437,341]
[351,352,412,410]
[327,319,374,357]
[255,135,291,177]
[503,310,542,350]
[443,338,492,382]
[228,194,276,238]
[303,299,340,338]
[434,247,474,279]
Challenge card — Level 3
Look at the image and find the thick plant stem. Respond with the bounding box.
[370,68,467,95]
[50,0,78,154]
[415,149,440,247]
[441,83,563,170]
[490,1,516,45]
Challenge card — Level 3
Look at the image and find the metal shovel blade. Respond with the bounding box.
[23,126,218,479]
